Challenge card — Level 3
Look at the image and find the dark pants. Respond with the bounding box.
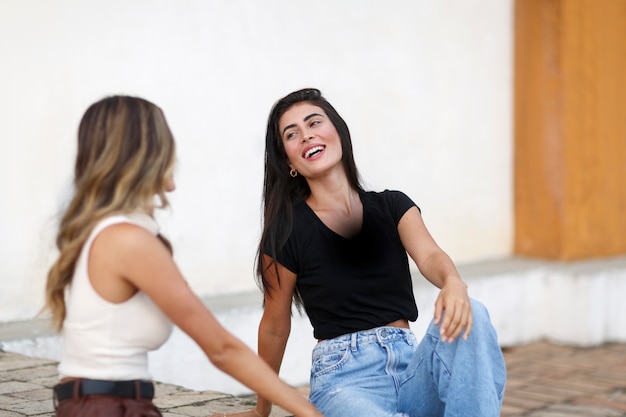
[53,379,162,417]
[55,396,162,417]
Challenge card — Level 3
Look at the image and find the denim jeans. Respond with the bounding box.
[308,299,506,417]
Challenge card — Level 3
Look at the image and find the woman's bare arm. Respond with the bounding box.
[92,224,321,417]
[397,207,472,342]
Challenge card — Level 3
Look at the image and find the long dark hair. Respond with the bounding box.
[256,88,363,307]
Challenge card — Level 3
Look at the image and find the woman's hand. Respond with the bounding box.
[434,277,472,343]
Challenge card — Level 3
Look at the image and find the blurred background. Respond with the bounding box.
[0,0,624,396]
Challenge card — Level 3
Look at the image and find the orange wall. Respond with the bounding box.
[514,0,626,259]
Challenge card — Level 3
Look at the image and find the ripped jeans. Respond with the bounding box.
[308,299,506,417]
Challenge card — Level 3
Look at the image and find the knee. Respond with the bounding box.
[469,299,502,345]
[470,298,492,324]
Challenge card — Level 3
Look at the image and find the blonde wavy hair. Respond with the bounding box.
[45,95,176,332]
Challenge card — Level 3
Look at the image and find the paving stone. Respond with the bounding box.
[7,366,57,383]
[0,354,54,373]
[0,393,29,407]
[546,377,616,394]
[509,388,565,405]
[1,399,55,416]
[574,397,626,412]
[155,391,233,408]
[155,382,195,397]
[0,382,45,395]
[167,396,246,417]
[502,392,550,411]
[0,410,28,417]
[525,411,577,417]
[23,376,58,390]
[547,403,626,416]
[500,402,527,416]
[522,383,586,401]
[10,388,54,402]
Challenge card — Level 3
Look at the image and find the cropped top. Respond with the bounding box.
[270,190,419,340]
[58,213,173,381]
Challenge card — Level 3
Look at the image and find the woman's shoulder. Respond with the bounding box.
[85,213,161,255]
[361,189,419,220]
[361,189,414,204]
[94,212,159,237]
[90,215,165,265]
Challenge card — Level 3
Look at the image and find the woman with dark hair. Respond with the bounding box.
[45,95,324,417]
[231,88,506,417]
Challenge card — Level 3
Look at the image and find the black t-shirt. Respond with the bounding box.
[269,190,419,340]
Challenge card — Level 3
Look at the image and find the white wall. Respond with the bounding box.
[0,0,514,322]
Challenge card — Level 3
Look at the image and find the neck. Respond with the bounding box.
[306,172,359,214]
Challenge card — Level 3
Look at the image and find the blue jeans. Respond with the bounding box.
[308,300,506,417]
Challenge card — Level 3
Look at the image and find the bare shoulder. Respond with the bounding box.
[90,221,170,275]
[87,222,169,302]
[95,222,163,253]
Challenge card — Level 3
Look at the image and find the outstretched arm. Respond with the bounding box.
[397,206,472,343]
[254,255,299,417]
[212,255,298,417]
[95,224,321,417]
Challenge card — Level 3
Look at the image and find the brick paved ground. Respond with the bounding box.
[1,341,625,416]
[500,342,626,416]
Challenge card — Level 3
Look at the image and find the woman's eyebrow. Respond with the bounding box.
[282,123,296,136]
[281,113,324,136]
[303,112,323,122]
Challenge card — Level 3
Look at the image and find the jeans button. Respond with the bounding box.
[380,329,388,337]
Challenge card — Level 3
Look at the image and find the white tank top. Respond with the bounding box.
[58,213,173,381]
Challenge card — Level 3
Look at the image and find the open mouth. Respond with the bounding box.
[303,145,325,159]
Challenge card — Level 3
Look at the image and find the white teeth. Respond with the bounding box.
[305,146,324,159]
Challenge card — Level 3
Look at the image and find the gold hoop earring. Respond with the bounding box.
[289,169,298,178]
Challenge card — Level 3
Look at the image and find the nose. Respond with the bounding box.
[301,132,314,142]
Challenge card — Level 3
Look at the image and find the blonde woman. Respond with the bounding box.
[45,96,324,417]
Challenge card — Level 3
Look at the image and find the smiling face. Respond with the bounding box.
[279,102,343,179]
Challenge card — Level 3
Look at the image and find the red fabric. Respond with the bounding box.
[55,396,162,417]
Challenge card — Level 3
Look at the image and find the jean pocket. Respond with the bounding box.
[311,346,351,377]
